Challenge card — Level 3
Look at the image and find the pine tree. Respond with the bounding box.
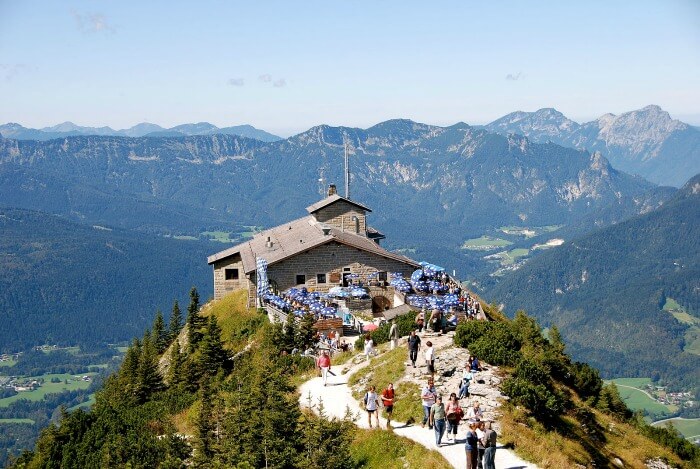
[167,340,184,387]
[187,287,204,353]
[120,338,141,398]
[548,325,566,354]
[198,315,228,376]
[168,300,183,341]
[297,313,316,350]
[281,312,299,352]
[135,330,164,403]
[152,310,168,354]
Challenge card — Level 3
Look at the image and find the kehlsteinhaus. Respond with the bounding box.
[207,185,420,312]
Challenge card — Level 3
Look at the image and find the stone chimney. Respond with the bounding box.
[328,184,337,196]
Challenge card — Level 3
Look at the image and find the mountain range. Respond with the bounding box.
[0,121,282,142]
[484,105,700,187]
[487,174,700,387]
[0,110,697,386]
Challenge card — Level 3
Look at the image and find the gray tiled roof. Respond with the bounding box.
[305,194,372,214]
[207,215,418,274]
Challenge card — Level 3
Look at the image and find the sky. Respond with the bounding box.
[0,1,698,136]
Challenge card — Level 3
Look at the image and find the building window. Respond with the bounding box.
[344,267,351,272]
[317,273,327,284]
[295,274,306,285]
[225,268,239,280]
[378,271,387,282]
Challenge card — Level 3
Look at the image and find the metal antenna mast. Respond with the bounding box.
[344,142,350,199]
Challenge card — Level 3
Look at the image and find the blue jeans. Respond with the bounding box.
[433,418,445,445]
[483,446,496,469]
[423,405,432,426]
[458,380,470,399]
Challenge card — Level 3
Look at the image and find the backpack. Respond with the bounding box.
[363,392,368,406]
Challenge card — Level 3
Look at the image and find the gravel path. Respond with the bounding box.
[299,348,537,469]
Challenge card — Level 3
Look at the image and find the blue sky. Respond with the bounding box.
[1,1,698,136]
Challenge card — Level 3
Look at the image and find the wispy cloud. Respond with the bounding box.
[505,72,523,81]
[258,74,272,83]
[228,78,245,87]
[0,64,29,81]
[71,10,116,33]
[273,78,286,88]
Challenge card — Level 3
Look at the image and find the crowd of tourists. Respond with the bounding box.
[316,325,498,469]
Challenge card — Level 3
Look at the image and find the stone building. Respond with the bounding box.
[207,186,420,308]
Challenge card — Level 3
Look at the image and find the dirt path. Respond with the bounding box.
[299,352,537,469]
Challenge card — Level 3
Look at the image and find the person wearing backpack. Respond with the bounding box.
[363,385,380,428]
[381,383,395,429]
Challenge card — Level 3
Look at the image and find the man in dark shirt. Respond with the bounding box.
[408,330,421,367]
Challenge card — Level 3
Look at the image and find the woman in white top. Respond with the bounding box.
[363,385,380,428]
[425,341,435,375]
[363,334,376,360]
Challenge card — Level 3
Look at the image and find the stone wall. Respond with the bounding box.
[212,253,247,300]
[266,241,415,293]
[313,200,367,235]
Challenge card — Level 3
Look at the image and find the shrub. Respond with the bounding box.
[569,361,603,400]
[501,376,565,422]
[455,321,522,366]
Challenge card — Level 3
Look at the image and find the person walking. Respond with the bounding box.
[316,350,331,386]
[476,420,486,469]
[381,383,395,429]
[481,421,497,469]
[429,395,447,446]
[408,330,421,368]
[364,334,377,360]
[421,378,437,428]
[363,385,379,428]
[389,319,399,350]
[465,422,479,469]
[425,341,435,375]
[445,392,463,442]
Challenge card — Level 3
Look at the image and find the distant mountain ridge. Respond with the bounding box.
[487,173,700,388]
[485,105,700,187]
[0,121,282,142]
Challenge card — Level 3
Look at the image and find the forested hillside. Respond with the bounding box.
[487,174,700,390]
[0,208,214,351]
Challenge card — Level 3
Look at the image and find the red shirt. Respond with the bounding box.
[317,354,331,367]
[381,388,394,406]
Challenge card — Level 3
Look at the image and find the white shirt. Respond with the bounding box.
[425,346,434,362]
[365,391,378,411]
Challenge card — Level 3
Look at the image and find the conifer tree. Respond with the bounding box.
[548,325,566,354]
[187,287,204,353]
[120,338,142,397]
[297,313,316,350]
[167,340,184,387]
[168,300,183,341]
[152,310,168,354]
[198,315,228,376]
[135,330,163,402]
[281,312,299,352]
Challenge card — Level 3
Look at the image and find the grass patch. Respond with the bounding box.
[347,348,424,424]
[173,235,198,241]
[201,231,235,243]
[0,373,96,407]
[461,236,512,251]
[661,299,700,355]
[67,394,96,411]
[498,402,683,468]
[350,427,450,468]
[654,418,700,439]
[201,290,265,351]
[611,385,672,416]
[608,378,651,389]
[662,297,682,311]
[0,418,34,424]
[0,359,17,367]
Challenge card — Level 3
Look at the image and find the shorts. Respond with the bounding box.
[384,405,393,413]
[366,408,377,414]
